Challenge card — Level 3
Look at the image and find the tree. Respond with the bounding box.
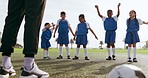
[55,38,58,48]
[70,38,74,49]
[99,41,103,49]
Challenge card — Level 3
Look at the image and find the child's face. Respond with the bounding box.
[45,24,51,28]
[129,10,136,18]
[61,14,66,20]
[79,17,85,23]
[107,10,113,18]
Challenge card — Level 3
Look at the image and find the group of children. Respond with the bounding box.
[41,3,148,62]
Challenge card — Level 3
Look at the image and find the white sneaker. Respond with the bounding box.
[0,66,16,78]
[20,63,49,78]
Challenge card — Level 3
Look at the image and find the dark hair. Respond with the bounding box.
[79,14,86,22]
[127,10,139,27]
[45,23,49,26]
[107,10,113,13]
[60,11,66,16]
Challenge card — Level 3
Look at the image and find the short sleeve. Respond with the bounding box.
[102,16,107,21]
[113,16,118,21]
[65,19,70,26]
[56,19,60,26]
[137,19,143,25]
[85,22,90,29]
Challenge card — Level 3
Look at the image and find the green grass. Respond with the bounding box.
[1,48,148,78]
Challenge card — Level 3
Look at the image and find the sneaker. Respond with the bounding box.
[67,55,71,59]
[73,56,79,60]
[106,56,112,60]
[85,56,89,60]
[20,63,49,78]
[0,66,16,78]
[112,55,116,60]
[133,58,138,62]
[43,56,51,60]
[57,55,63,59]
[127,58,132,62]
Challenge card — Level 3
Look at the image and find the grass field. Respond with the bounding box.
[0,48,148,78]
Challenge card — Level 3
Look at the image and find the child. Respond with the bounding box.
[125,10,148,62]
[73,14,98,60]
[53,11,75,59]
[95,3,121,60]
[41,22,55,60]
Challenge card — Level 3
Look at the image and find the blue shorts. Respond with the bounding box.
[58,33,69,44]
[105,31,116,43]
[76,35,87,45]
[41,40,51,48]
[125,32,140,44]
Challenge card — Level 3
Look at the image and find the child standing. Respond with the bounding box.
[95,3,121,60]
[53,11,75,59]
[73,14,98,60]
[41,22,55,60]
[125,10,148,62]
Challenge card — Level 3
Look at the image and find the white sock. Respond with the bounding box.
[107,48,111,56]
[112,48,115,55]
[76,48,80,57]
[24,57,34,70]
[43,50,48,57]
[128,47,131,58]
[133,47,136,58]
[66,46,70,56]
[2,56,12,69]
[84,48,88,57]
[59,46,63,56]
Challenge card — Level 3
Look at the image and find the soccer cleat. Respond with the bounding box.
[85,56,89,60]
[67,55,71,59]
[43,56,51,60]
[0,66,16,78]
[127,58,132,62]
[112,55,116,60]
[57,55,63,59]
[133,58,138,62]
[73,56,79,60]
[106,56,112,60]
[20,63,49,78]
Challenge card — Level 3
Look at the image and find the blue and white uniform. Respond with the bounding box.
[57,19,70,44]
[41,28,52,48]
[125,18,143,44]
[76,22,90,45]
[102,16,118,43]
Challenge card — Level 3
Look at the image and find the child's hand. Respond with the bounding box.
[95,5,98,8]
[53,34,55,38]
[73,37,76,41]
[118,3,121,7]
[52,22,55,27]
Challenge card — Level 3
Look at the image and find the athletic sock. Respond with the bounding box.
[66,46,70,56]
[24,57,34,71]
[112,48,116,55]
[128,47,131,58]
[76,48,80,57]
[107,48,111,56]
[2,56,12,69]
[59,46,63,56]
[84,48,88,57]
[43,50,48,57]
[133,47,136,58]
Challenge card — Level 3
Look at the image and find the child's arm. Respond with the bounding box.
[95,5,103,18]
[53,25,59,38]
[68,26,75,36]
[116,3,121,17]
[143,21,148,24]
[88,28,98,40]
[51,22,55,28]
[73,31,77,41]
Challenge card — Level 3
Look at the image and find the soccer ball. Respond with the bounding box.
[108,64,146,78]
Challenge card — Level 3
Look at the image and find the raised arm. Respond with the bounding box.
[53,25,59,38]
[88,28,98,40]
[68,26,75,36]
[116,3,121,17]
[143,21,148,24]
[95,5,103,18]
[51,22,55,28]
